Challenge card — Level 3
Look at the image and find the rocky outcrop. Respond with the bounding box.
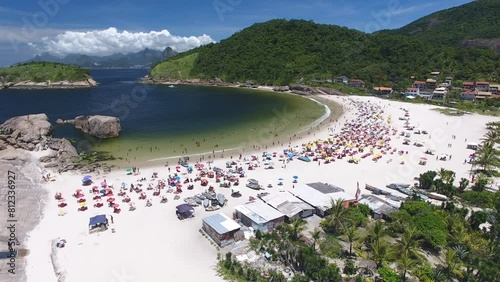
[273,86,290,92]
[0,114,52,149]
[74,115,121,138]
[0,114,78,165]
[289,84,319,95]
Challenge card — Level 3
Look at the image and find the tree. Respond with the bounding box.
[370,239,392,268]
[397,226,422,258]
[470,210,488,231]
[323,199,348,235]
[398,250,416,281]
[474,142,499,172]
[458,178,469,193]
[310,228,321,251]
[437,168,455,186]
[343,223,359,256]
[289,217,307,240]
[418,170,437,190]
[472,173,489,192]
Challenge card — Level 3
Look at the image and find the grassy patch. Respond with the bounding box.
[150,53,198,80]
[0,62,91,82]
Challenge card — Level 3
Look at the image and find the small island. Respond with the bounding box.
[0,61,97,89]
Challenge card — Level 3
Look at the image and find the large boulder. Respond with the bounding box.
[74,115,121,138]
[0,114,52,150]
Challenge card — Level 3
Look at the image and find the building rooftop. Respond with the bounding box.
[235,201,285,224]
[202,213,240,234]
[260,192,314,218]
[358,194,399,215]
[373,87,392,91]
[307,182,344,194]
[290,185,353,212]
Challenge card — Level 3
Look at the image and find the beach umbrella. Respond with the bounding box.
[293,176,299,179]
[83,175,92,179]
[100,181,107,187]
[174,176,181,181]
[112,203,119,208]
[58,199,65,203]
[288,153,294,158]
[121,182,127,188]
[107,198,115,202]
[125,168,132,173]
[79,202,86,207]
[278,178,284,181]
[100,189,106,194]
[76,189,82,193]
[176,166,180,169]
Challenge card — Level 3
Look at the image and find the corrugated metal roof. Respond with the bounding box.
[290,186,353,211]
[358,195,397,215]
[261,192,314,218]
[307,182,344,194]
[235,201,284,223]
[202,213,240,234]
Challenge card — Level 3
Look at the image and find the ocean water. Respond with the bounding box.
[0,69,326,165]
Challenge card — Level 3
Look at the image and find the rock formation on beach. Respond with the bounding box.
[2,78,97,89]
[74,115,121,138]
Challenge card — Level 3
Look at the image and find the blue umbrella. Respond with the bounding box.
[266,153,272,157]
[100,189,106,194]
[293,176,299,179]
[288,153,294,158]
[174,176,181,181]
[278,178,284,181]
[188,165,193,169]
[83,175,92,180]
[121,182,126,187]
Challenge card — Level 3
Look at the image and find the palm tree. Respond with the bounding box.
[370,239,391,268]
[324,199,347,235]
[474,142,500,172]
[366,220,386,247]
[398,226,422,258]
[444,248,459,276]
[310,228,321,251]
[343,223,359,256]
[481,129,500,145]
[437,168,455,185]
[398,250,416,281]
[289,217,307,240]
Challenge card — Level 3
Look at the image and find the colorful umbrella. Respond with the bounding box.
[112,203,119,208]
[293,176,299,179]
[107,198,115,202]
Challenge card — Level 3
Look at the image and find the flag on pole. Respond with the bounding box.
[355,181,361,200]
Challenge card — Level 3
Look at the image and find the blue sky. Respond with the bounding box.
[0,0,473,66]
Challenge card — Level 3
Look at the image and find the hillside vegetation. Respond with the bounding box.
[379,0,500,48]
[151,17,500,86]
[0,62,91,83]
[150,52,198,80]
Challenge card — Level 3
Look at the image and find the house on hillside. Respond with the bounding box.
[405,88,420,97]
[335,76,349,84]
[476,91,492,100]
[460,91,476,101]
[476,82,490,92]
[490,84,500,95]
[445,77,453,86]
[432,87,448,100]
[462,81,475,91]
[349,79,365,88]
[412,81,426,91]
[234,201,285,233]
[426,79,437,91]
[430,71,440,79]
[373,86,393,95]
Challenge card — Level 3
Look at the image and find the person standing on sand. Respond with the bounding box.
[110,215,114,224]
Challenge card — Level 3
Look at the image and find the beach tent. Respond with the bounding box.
[466,142,478,150]
[89,214,108,233]
[176,204,195,220]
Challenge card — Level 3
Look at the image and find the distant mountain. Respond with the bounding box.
[28,47,179,68]
[378,0,500,51]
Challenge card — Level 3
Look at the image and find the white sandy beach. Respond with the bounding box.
[24,95,500,282]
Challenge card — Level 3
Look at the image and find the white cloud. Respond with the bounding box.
[30,27,215,56]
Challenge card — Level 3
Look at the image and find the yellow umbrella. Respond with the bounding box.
[58,209,66,216]
[79,202,86,207]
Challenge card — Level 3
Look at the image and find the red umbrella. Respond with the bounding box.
[76,189,82,193]
[176,166,180,169]
[58,199,65,203]
[112,203,119,208]
[92,186,98,189]
[107,198,115,202]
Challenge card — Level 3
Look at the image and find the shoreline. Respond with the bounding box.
[19,94,500,282]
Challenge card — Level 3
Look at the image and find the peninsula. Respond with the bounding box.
[0,62,97,89]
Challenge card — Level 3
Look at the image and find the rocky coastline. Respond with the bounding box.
[0,113,119,174]
[1,78,97,89]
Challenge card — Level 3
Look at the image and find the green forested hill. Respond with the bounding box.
[379,0,500,48]
[151,17,500,86]
[0,62,91,83]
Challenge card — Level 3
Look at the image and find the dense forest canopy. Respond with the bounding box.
[151,1,500,87]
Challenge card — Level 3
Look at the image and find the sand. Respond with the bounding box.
[23,95,500,282]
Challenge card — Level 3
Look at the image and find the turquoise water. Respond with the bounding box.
[0,69,326,165]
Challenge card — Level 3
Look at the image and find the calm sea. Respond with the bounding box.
[0,69,326,165]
